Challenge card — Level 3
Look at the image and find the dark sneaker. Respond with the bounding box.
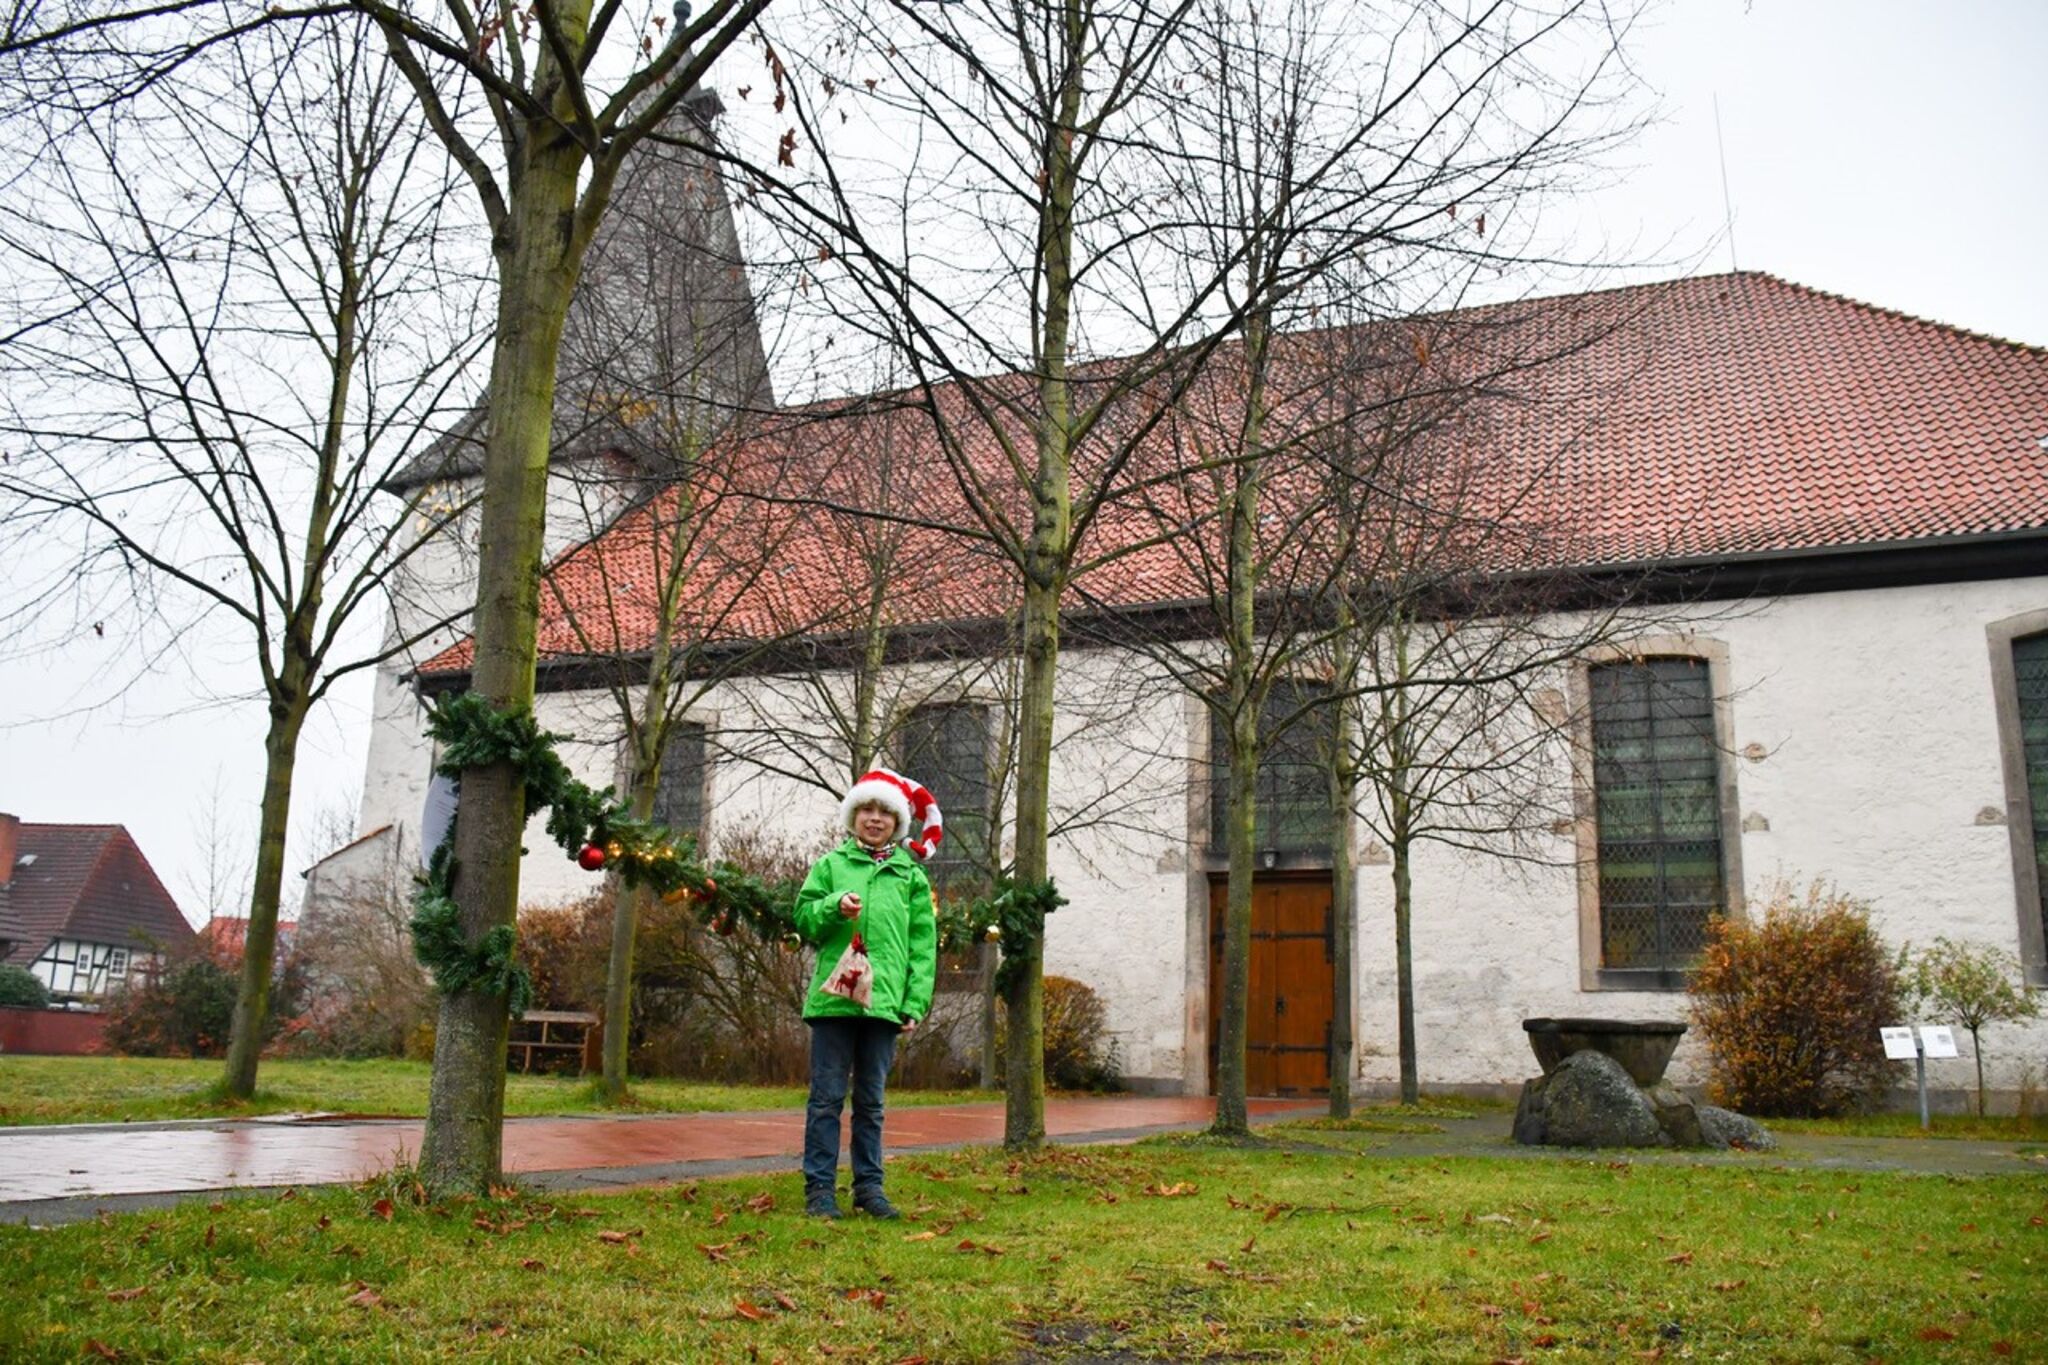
[805,1189,842,1219]
[852,1189,900,1220]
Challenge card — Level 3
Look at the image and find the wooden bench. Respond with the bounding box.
[507,1009,601,1075]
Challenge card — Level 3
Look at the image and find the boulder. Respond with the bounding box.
[1644,1083,1704,1148]
[1696,1104,1777,1151]
[1513,1049,1666,1148]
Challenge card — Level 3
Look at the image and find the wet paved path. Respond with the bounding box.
[0,1096,1320,1208]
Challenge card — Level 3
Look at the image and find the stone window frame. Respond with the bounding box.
[890,697,1000,889]
[1986,606,2048,987]
[622,712,716,846]
[1566,636,1745,992]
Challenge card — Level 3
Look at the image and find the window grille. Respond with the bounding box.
[652,721,709,843]
[897,703,993,890]
[1208,680,1336,856]
[1589,658,1724,972]
[2014,632,2048,948]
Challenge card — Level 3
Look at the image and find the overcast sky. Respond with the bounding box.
[3,0,2043,928]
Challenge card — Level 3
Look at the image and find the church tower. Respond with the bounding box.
[351,75,772,859]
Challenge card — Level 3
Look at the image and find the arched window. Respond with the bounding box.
[2011,631,2048,959]
[1587,657,1725,974]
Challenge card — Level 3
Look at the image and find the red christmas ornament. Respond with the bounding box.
[577,843,607,871]
[714,913,737,937]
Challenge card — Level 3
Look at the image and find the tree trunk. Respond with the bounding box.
[600,769,662,1102]
[1003,568,1059,1149]
[1392,814,1418,1106]
[420,111,590,1194]
[219,693,308,1097]
[1326,695,1355,1118]
[1214,701,1260,1135]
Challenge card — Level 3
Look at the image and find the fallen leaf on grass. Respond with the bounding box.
[1479,1304,1505,1318]
[1662,1252,1693,1266]
[955,1239,1003,1256]
[892,1357,929,1365]
[1916,1327,1957,1343]
[344,1288,383,1309]
[1205,1259,1231,1272]
[597,1229,643,1245]
[843,1287,888,1309]
[370,1199,393,1222]
[733,1297,767,1321]
[203,1225,215,1248]
[1239,1236,1256,1253]
[1992,1341,2016,1356]
[520,1259,545,1272]
[1711,1280,1745,1292]
[903,1231,936,1242]
[104,1287,148,1303]
[1145,1182,1197,1197]
[698,1242,733,1263]
[1528,1231,1553,1245]
[83,1341,120,1361]
[745,1192,775,1214]
[1531,1334,1559,1348]
[772,1291,798,1313]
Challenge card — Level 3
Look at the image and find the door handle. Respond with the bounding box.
[1275,995,1286,1016]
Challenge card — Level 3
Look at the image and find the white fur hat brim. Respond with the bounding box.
[839,774,913,840]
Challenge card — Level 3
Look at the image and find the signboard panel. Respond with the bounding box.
[1919,1025,1960,1059]
[1880,1026,1919,1060]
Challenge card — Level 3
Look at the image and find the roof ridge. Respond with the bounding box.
[1746,270,2048,357]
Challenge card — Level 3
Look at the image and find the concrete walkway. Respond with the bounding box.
[2,1099,2039,1226]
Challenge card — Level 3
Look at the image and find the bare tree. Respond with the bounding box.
[0,20,485,1100]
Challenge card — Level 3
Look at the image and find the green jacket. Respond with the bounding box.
[793,840,938,1024]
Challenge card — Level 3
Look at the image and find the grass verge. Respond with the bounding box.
[0,1056,991,1127]
[1,1130,2039,1362]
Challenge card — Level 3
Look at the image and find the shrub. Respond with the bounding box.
[1687,880,1902,1118]
[103,954,240,1057]
[997,975,1123,1092]
[0,964,50,1009]
[286,875,434,1058]
[1900,937,2042,1116]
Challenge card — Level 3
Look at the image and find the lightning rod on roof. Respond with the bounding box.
[1714,93,1738,274]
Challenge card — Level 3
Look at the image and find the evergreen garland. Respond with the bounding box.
[409,692,1059,1005]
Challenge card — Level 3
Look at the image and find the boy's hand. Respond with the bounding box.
[900,1017,918,1036]
[838,892,861,918]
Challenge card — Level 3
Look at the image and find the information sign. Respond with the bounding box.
[1918,1025,1959,1059]
[1880,1026,1919,1060]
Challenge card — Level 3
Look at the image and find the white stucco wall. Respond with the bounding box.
[353,572,2048,1103]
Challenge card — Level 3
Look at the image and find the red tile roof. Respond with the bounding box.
[420,272,2048,676]
[0,824,195,964]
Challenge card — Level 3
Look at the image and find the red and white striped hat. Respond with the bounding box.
[839,768,944,861]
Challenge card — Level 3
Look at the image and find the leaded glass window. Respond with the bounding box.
[897,703,992,889]
[652,721,709,844]
[1209,680,1336,856]
[2015,632,2048,947]
[1590,658,1724,972]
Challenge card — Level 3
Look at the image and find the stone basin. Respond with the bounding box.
[1523,1017,1687,1087]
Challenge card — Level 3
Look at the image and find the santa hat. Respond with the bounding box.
[838,767,945,860]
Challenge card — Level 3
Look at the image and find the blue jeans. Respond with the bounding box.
[803,1016,900,1195]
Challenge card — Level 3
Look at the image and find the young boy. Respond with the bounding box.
[791,772,938,1218]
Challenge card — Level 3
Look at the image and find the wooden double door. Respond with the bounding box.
[1207,874,1335,1096]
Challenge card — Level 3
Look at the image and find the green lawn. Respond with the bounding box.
[1765,1110,2048,1143]
[0,1056,992,1127]
[2,1122,2040,1362]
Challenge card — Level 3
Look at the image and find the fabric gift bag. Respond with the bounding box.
[823,931,873,1008]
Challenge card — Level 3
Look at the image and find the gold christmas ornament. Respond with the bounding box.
[984,924,1002,942]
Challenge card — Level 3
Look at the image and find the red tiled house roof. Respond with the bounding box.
[418,272,2048,681]
[0,825,195,965]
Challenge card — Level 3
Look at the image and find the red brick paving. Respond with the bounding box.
[0,1096,1318,1203]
